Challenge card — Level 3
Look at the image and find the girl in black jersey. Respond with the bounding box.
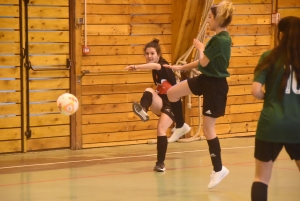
[125,39,182,172]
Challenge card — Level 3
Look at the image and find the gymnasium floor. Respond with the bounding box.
[0,137,299,201]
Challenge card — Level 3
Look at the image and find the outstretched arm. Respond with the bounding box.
[125,63,161,70]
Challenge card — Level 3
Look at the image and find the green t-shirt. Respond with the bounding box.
[198,31,231,78]
[254,51,300,143]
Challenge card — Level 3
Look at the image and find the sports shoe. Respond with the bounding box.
[153,162,166,172]
[207,166,229,189]
[168,123,191,142]
[132,102,149,122]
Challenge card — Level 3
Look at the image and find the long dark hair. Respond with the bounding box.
[254,16,300,98]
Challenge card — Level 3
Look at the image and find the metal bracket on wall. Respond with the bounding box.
[29,58,72,71]
[77,70,90,84]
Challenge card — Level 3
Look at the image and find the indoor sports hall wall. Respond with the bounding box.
[77,0,172,148]
[0,0,71,153]
[0,0,298,153]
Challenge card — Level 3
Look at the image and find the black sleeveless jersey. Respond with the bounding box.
[151,57,176,86]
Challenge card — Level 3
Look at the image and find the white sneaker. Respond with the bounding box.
[168,123,191,143]
[132,102,149,122]
[207,166,229,189]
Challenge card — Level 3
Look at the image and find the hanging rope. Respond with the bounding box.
[176,0,214,143]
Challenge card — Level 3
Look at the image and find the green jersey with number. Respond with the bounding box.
[254,51,300,143]
[198,31,231,78]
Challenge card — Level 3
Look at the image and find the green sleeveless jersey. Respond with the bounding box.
[254,51,300,143]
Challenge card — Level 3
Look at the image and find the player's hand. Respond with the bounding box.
[163,64,182,71]
[193,38,204,51]
[125,65,136,71]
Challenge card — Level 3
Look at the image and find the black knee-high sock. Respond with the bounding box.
[140,91,153,112]
[157,136,168,164]
[251,182,268,201]
[207,137,222,172]
[169,100,184,128]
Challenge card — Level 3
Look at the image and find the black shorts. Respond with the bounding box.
[187,74,228,118]
[255,138,300,162]
[158,94,175,121]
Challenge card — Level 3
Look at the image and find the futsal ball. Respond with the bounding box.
[57,93,79,115]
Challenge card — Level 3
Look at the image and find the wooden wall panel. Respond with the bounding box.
[0,2,22,154]
[80,0,172,148]
[278,0,300,18]
[24,1,71,152]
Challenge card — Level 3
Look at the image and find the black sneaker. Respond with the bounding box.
[153,162,166,172]
[132,102,149,122]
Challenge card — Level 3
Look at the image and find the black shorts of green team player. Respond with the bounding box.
[187,74,228,118]
[156,94,175,121]
[255,138,300,162]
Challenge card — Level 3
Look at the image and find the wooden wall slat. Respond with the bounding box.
[31,125,70,138]
[129,0,171,4]
[30,114,69,126]
[29,55,68,66]
[0,0,19,4]
[85,25,131,36]
[30,90,68,102]
[28,7,69,18]
[29,70,69,78]
[131,24,171,35]
[85,35,171,45]
[0,31,19,42]
[29,78,69,90]
[278,0,300,7]
[29,43,69,54]
[130,5,171,14]
[87,15,130,25]
[0,92,20,103]
[0,141,21,153]
[234,4,271,14]
[0,6,19,17]
[0,116,20,128]
[0,80,20,90]
[0,104,20,115]
[30,102,59,114]
[82,130,157,144]
[27,137,70,151]
[29,0,69,6]
[83,5,129,14]
[279,8,300,18]
[231,15,271,25]
[28,19,69,30]
[0,68,20,78]
[131,15,171,24]
[0,128,20,140]
[0,56,20,66]
[82,120,158,134]
[0,43,20,54]
[214,0,271,3]
[29,31,69,42]
[0,18,19,29]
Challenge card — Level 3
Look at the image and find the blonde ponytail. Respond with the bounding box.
[212,0,234,27]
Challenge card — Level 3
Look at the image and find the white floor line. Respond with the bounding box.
[0,145,254,170]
